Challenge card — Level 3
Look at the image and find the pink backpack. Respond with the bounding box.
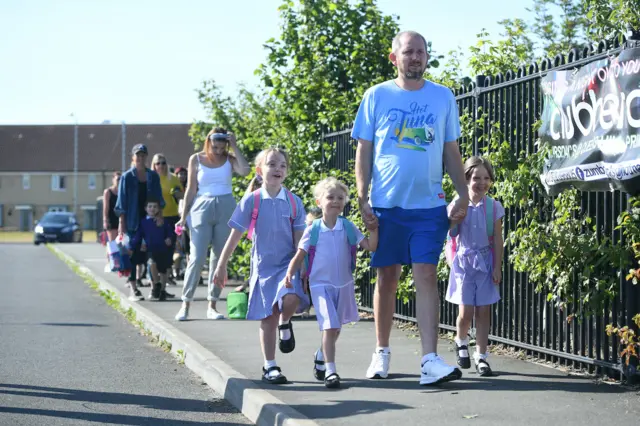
[246,188,298,240]
[445,196,496,267]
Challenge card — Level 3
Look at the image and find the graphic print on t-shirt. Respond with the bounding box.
[388,101,437,151]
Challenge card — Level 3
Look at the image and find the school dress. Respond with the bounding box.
[299,218,363,331]
[445,197,505,307]
[228,187,310,320]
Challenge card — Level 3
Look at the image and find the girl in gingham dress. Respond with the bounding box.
[286,177,378,388]
[446,156,504,377]
[213,148,309,385]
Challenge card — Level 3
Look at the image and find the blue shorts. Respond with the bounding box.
[371,206,448,267]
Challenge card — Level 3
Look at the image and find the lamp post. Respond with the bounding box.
[70,113,78,214]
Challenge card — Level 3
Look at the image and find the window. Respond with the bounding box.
[48,205,68,213]
[88,174,97,190]
[22,174,30,190]
[52,175,66,191]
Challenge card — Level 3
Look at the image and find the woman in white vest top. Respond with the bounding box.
[175,127,250,321]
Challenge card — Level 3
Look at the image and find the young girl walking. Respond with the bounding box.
[286,177,378,388]
[213,147,309,384]
[446,156,504,377]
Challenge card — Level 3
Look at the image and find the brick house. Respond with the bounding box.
[0,123,194,231]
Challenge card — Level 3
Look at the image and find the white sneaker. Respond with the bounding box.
[175,306,189,321]
[366,350,391,379]
[420,355,462,385]
[206,308,224,320]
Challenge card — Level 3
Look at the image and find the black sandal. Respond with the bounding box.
[262,366,288,384]
[476,358,493,376]
[313,351,325,381]
[455,344,471,369]
[324,373,341,389]
[278,321,295,353]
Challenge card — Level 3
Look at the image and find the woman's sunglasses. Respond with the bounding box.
[155,161,167,166]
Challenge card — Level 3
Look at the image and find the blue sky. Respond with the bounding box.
[0,0,531,125]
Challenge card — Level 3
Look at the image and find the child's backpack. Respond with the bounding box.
[227,290,249,319]
[444,196,496,267]
[246,188,298,240]
[304,217,358,279]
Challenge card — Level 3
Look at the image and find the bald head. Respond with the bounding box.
[392,31,428,53]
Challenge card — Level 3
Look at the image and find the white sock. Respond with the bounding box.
[455,336,469,347]
[376,346,390,354]
[474,352,488,363]
[264,360,279,377]
[326,362,337,376]
[279,320,291,340]
[314,349,326,371]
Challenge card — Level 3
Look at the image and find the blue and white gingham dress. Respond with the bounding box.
[228,187,310,320]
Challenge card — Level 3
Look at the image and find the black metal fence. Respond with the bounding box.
[323,36,640,378]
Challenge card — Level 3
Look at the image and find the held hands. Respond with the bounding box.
[448,196,469,225]
[164,238,172,246]
[213,264,227,289]
[284,271,294,289]
[140,242,147,252]
[359,199,379,231]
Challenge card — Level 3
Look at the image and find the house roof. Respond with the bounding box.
[0,124,195,172]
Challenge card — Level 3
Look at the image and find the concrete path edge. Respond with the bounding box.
[48,244,319,426]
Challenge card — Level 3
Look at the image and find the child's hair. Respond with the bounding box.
[464,156,496,182]
[245,147,290,194]
[312,177,349,201]
[146,197,161,208]
[305,207,323,226]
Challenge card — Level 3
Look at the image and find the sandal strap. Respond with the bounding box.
[264,366,282,374]
[314,359,325,366]
[476,359,491,370]
[325,373,340,381]
[278,322,292,331]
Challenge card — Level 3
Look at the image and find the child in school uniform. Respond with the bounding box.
[286,177,378,388]
[129,198,175,301]
[213,147,309,385]
[446,156,504,377]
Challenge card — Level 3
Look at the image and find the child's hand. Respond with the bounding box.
[364,214,378,231]
[140,242,147,252]
[284,272,294,288]
[492,268,502,285]
[165,238,172,246]
[213,265,227,288]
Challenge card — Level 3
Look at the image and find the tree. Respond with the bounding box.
[191,0,402,279]
[583,0,640,42]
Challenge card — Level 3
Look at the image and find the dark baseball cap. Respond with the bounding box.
[132,144,148,155]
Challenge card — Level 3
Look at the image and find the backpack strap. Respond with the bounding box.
[341,217,359,272]
[246,190,261,241]
[485,196,495,245]
[305,219,322,278]
[284,189,297,224]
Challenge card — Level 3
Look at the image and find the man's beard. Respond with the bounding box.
[402,64,426,80]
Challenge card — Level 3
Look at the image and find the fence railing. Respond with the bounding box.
[322,35,640,378]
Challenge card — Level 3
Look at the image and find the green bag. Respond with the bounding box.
[227,291,248,319]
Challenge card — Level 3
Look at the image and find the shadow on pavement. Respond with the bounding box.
[0,383,237,414]
[40,322,107,327]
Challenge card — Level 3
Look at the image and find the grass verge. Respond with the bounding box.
[46,244,183,364]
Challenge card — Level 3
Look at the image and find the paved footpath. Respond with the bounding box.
[0,243,251,426]
[53,243,639,426]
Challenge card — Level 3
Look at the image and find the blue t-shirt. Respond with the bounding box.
[351,80,461,210]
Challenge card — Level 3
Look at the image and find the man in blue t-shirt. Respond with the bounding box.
[352,30,470,386]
